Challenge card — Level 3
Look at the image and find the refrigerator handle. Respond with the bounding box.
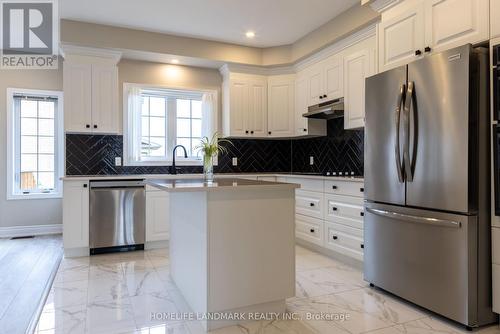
[395,84,406,183]
[365,208,461,228]
[403,81,415,181]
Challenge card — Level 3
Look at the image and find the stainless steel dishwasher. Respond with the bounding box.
[89,180,145,254]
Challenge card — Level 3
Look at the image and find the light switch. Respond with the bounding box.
[115,157,122,166]
[232,157,238,166]
[309,156,314,165]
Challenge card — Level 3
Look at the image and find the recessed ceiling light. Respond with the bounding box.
[245,31,255,38]
[171,59,179,64]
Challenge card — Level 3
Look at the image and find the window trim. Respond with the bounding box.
[6,88,64,200]
[123,83,218,167]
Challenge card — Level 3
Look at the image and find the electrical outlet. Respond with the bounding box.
[232,157,238,166]
[115,157,122,166]
[309,156,314,165]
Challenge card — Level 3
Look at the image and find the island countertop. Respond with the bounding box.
[145,177,300,192]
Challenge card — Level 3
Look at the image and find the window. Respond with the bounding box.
[124,84,217,165]
[7,89,63,199]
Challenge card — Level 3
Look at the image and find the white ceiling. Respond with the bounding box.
[60,0,359,48]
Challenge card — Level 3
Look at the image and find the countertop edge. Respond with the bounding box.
[145,179,301,193]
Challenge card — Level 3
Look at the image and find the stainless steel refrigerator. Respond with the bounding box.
[364,44,496,328]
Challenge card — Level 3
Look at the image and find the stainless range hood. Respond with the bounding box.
[303,98,344,119]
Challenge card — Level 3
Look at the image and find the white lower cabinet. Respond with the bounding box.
[63,181,89,252]
[291,176,365,262]
[324,222,364,261]
[145,188,170,242]
[295,214,324,246]
[493,227,500,313]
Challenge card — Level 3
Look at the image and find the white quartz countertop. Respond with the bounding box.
[145,178,300,192]
[61,173,364,182]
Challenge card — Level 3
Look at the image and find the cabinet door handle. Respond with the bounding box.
[303,128,307,132]
[360,187,364,192]
[360,244,364,249]
[332,207,338,211]
[360,212,364,217]
[93,125,97,129]
[323,95,327,98]
[245,130,249,134]
[86,124,90,128]
[250,131,254,134]
[268,131,272,135]
[415,50,422,56]
[83,184,88,188]
[332,185,337,190]
[424,46,431,53]
[310,228,315,233]
[319,96,323,100]
[332,235,338,240]
[309,203,315,207]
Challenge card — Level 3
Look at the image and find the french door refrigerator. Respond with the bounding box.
[364,44,496,328]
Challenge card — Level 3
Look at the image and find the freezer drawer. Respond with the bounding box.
[364,202,478,326]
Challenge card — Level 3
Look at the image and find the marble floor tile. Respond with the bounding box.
[58,257,90,272]
[123,322,191,334]
[122,259,157,275]
[36,303,86,334]
[86,299,137,334]
[366,317,500,334]
[295,268,363,298]
[53,267,89,283]
[130,290,180,328]
[148,257,171,268]
[295,253,339,272]
[50,279,89,308]
[125,271,167,297]
[89,262,124,280]
[207,319,318,334]
[87,277,130,304]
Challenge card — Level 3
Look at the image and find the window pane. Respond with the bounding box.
[20,100,37,117]
[21,118,37,135]
[38,137,54,154]
[176,138,191,156]
[141,96,149,116]
[20,172,37,190]
[192,100,202,118]
[148,137,166,157]
[177,119,190,137]
[177,99,190,118]
[150,117,165,136]
[39,154,54,171]
[21,154,37,172]
[141,117,149,137]
[192,119,202,138]
[192,139,202,158]
[149,97,165,117]
[38,118,54,136]
[38,172,54,190]
[38,101,54,118]
[21,136,37,154]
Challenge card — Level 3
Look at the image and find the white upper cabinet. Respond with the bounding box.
[295,74,309,135]
[64,62,92,133]
[378,0,489,72]
[424,0,489,53]
[222,71,268,137]
[268,75,295,137]
[62,47,121,134]
[304,55,343,106]
[492,0,500,39]
[344,48,375,129]
[378,1,425,72]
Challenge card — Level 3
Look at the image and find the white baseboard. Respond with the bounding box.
[0,224,62,238]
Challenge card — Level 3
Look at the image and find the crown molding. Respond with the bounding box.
[59,43,123,63]
[368,0,403,12]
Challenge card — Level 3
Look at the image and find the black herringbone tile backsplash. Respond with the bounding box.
[66,118,363,176]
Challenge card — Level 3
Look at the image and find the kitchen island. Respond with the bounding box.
[146,178,298,330]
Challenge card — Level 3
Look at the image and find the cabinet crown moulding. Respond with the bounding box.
[59,44,123,64]
[367,0,404,12]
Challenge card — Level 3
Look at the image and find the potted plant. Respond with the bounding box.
[195,132,233,182]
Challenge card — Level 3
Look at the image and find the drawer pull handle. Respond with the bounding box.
[309,203,315,207]
[332,235,338,240]
[360,187,364,192]
[332,185,337,190]
[360,212,364,217]
[332,207,338,211]
[83,184,88,188]
[310,229,315,233]
[361,244,364,249]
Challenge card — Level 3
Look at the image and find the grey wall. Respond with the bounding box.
[0,60,63,228]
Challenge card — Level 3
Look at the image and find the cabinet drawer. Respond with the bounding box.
[324,222,364,261]
[296,190,323,219]
[325,194,364,222]
[324,180,364,197]
[494,264,500,314]
[289,178,324,192]
[295,215,324,246]
[493,227,500,265]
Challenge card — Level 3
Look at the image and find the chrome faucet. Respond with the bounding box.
[170,145,188,174]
